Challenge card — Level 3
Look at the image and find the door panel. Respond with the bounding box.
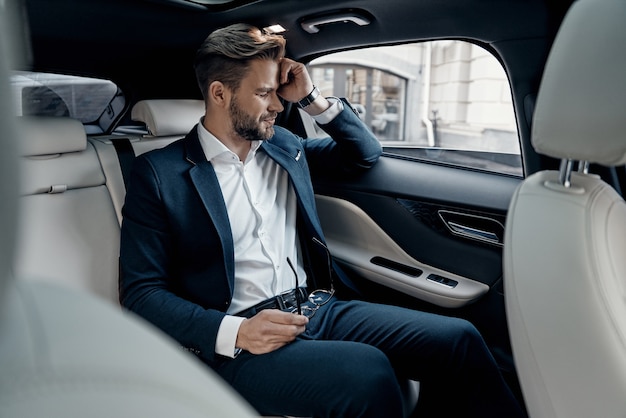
[313,154,520,294]
[315,194,490,308]
[312,153,523,389]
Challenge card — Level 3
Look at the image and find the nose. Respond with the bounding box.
[270,91,284,113]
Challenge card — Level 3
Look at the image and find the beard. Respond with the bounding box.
[229,96,277,141]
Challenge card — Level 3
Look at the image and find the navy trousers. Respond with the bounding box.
[215,298,526,418]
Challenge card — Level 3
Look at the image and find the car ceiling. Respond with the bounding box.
[18,0,574,101]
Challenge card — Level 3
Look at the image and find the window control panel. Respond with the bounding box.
[426,274,458,288]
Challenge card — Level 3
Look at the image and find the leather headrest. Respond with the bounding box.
[18,116,87,157]
[532,0,626,166]
[131,99,205,137]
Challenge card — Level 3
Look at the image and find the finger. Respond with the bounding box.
[244,323,301,350]
[251,311,307,337]
[267,324,305,340]
[260,309,309,325]
[279,58,296,84]
[237,314,308,355]
[256,318,307,342]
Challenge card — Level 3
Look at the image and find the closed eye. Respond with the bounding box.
[256,87,276,98]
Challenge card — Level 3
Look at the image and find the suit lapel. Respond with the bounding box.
[184,129,235,294]
[261,139,333,289]
[261,140,324,239]
[181,127,327,295]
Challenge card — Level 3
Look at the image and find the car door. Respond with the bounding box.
[289,40,526,397]
[312,150,520,369]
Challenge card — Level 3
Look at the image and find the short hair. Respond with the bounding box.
[194,23,286,100]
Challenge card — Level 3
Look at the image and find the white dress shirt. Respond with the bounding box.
[198,99,343,358]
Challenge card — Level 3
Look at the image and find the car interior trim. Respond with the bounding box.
[300,10,372,34]
[315,194,489,308]
[438,210,505,247]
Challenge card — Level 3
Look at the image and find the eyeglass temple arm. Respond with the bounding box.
[286,257,302,315]
[311,237,335,291]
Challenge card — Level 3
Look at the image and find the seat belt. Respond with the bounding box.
[111,137,136,189]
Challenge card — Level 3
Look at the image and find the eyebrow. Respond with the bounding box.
[255,86,276,93]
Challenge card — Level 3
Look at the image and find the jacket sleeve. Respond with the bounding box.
[303,98,382,174]
[119,154,226,364]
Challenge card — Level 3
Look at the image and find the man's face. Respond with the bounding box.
[229,59,284,141]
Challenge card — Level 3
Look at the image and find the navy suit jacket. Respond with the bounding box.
[119,102,381,366]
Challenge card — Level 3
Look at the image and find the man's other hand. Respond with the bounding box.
[236,309,309,355]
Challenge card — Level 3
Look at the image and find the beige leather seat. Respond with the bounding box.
[14,116,121,303]
[0,6,256,417]
[90,98,204,224]
[14,100,204,302]
[130,98,205,155]
[503,0,626,416]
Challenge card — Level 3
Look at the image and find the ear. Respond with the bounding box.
[208,81,230,108]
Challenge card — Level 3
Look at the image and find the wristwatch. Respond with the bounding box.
[296,86,321,108]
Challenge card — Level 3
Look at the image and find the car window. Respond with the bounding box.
[308,41,522,177]
[10,71,125,134]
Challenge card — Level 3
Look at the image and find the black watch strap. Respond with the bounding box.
[297,86,321,108]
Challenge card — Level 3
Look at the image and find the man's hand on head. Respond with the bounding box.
[277,58,330,115]
[277,58,311,102]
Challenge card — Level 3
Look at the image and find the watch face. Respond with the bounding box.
[298,86,320,108]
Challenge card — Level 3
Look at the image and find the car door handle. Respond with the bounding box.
[438,210,504,246]
[447,221,500,245]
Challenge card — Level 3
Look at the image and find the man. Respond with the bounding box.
[120,23,525,417]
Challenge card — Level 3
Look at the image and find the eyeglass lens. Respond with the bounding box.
[286,245,336,318]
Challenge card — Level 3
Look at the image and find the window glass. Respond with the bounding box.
[10,71,123,133]
[309,41,522,176]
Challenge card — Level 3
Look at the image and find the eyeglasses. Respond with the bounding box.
[286,257,334,318]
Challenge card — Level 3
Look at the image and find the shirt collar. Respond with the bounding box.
[196,117,262,162]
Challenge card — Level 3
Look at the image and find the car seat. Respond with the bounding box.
[0,4,257,417]
[503,0,626,416]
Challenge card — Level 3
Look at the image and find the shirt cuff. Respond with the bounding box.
[215,315,246,358]
[312,97,344,125]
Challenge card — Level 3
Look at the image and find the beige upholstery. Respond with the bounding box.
[91,99,204,223]
[0,7,257,417]
[132,99,204,135]
[0,281,258,417]
[130,99,204,155]
[0,4,19,304]
[504,0,626,417]
[14,116,121,304]
[89,137,128,225]
[18,115,87,156]
[531,0,626,166]
[15,100,205,301]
